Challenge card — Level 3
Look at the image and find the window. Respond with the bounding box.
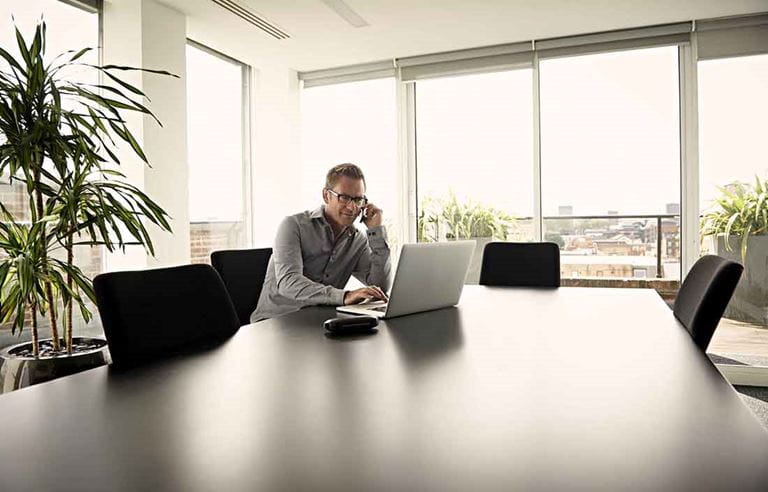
[414,70,534,283]
[539,46,681,280]
[698,54,768,366]
[0,0,101,332]
[186,42,251,264]
[300,78,400,249]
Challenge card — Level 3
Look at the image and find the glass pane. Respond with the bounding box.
[415,70,534,283]
[0,1,100,338]
[540,47,681,280]
[699,54,768,369]
[187,44,249,263]
[300,78,400,251]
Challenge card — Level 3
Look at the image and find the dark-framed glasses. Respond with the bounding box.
[326,188,368,207]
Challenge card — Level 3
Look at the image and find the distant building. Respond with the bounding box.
[560,254,660,278]
[558,205,573,216]
[666,203,680,215]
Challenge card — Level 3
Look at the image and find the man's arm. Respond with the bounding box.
[351,225,392,291]
[273,216,346,306]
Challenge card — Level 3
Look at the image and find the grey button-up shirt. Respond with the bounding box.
[251,206,392,321]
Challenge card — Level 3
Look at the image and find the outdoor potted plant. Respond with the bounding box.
[700,176,768,326]
[0,22,173,390]
[418,191,517,283]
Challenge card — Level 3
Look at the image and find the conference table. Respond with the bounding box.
[1,286,767,491]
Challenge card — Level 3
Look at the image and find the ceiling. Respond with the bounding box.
[158,0,768,71]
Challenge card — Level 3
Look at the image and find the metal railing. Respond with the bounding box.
[508,214,680,279]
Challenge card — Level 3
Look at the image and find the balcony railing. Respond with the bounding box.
[542,213,680,280]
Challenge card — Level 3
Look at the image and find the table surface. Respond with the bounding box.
[1,286,767,492]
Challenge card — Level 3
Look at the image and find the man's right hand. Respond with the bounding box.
[343,286,388,305]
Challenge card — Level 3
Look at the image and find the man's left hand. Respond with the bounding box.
[362,203,383,228]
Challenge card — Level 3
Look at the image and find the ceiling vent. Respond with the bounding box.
[211,0,290,40]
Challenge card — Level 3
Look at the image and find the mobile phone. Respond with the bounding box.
[360,205,369,224]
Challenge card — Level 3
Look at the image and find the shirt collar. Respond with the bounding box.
[312,205,356,238]
[310,206,325,220]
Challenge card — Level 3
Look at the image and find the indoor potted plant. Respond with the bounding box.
[418,191,517,283]
[0,21,173,389]
[700,175,768,326]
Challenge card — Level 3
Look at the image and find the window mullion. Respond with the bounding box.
[532,51,543,241]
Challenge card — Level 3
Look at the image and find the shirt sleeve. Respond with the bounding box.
[273,216,346,306]
[352,225,393,291]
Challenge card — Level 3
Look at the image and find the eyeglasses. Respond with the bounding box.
[326,188,368,207]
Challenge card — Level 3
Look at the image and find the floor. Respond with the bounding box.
[735,386,768,431]
[709,318,768,366]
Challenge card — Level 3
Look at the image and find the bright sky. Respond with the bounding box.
[699,54,768,210]
[186,44,245,222]
[301,48,767,221]
[0,1,98,80]
[300,79,399,234]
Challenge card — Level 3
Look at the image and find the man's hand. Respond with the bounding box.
[343,286,388,305]
[362,203,383,228]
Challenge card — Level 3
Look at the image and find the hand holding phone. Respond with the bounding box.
[361,203,383,228]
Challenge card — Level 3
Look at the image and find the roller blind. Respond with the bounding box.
[398,42,533,81]
[697,14,768,60]
[300,60,395,88]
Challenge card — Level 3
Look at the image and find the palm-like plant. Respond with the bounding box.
[700,175,768,262]
[418,192,517,242]
[0,22,173,356]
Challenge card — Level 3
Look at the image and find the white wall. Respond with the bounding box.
[141,0,190,267]
[101,0,148,271]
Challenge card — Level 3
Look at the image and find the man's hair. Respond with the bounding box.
[325,163,366,190]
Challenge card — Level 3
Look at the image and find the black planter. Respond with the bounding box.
[0,337,111,392]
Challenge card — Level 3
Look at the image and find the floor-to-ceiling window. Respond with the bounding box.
[698,53,768,373]
[0,0,101,336]
[539,46,681,281]
[414,70,534,283]
[300,77,400,249]
[186,41,251,264]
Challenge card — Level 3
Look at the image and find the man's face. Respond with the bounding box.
[323,176,366,228]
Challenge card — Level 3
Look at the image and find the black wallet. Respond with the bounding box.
[324,316,379,335]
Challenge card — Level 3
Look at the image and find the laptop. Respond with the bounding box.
[336,240,475,319]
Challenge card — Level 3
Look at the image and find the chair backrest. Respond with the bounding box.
[674,255,743,352]
[211,248,273,326]
[94,263,240,367]
[479,242,561,287]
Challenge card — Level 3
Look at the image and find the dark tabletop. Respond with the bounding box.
[1,286,767,491]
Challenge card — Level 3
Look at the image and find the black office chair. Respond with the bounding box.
[211,248,273,326]
[479,242,560,287]
[673,255,743,352]
[94,264,240,367]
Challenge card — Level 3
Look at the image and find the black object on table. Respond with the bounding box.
[1,286,767,491]
[324,315,379,335]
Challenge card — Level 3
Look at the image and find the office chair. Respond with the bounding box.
[94,264,240,367]
[674,255,743,352]
[211,248,273,326]
[479,242,561,287]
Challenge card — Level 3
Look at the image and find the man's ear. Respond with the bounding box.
[322,188,330,204]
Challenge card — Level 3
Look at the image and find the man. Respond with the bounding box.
[251,163,392,321]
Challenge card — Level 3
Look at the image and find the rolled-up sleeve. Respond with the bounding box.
[273,217,347,306]
[352,225,392,291]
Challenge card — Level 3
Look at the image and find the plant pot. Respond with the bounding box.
[0,337,111,392]
[716,235,768,326]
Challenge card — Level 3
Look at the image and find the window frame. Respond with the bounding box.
[185,39,253,246]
